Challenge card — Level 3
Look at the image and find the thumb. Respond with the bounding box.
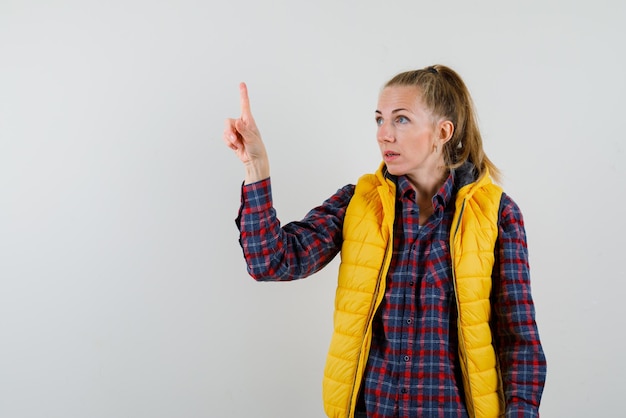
[234,117,260,144]
[234,117,249,136]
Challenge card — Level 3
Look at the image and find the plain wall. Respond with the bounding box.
[1,1,624,417]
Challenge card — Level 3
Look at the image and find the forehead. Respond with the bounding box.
[377,85,426,112]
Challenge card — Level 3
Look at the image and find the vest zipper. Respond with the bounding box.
[450,198,476,417]
[346,238,392,418]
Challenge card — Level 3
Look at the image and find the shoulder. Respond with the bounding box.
[318,184,355,209]
[499,192,523,221]
[498,192,527,238]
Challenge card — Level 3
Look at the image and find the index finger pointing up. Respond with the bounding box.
[239,82,252,119]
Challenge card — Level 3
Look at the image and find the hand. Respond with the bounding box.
[223,82,270,183]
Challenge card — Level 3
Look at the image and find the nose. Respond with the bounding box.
[377,122,395,143]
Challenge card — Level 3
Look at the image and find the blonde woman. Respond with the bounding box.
[224,65,547,418]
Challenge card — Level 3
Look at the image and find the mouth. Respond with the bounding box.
[383,151,399,159]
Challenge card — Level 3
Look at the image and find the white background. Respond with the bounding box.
[1,1,624,417]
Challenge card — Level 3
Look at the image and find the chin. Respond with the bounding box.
[384,165,406,176]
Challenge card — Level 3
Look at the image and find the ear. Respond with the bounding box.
[437,120,454,144]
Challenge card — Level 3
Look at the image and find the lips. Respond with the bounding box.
[383,150,400,162]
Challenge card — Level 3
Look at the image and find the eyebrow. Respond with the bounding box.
[375,108,411,114]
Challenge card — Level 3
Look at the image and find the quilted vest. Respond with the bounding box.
[322,164,504,418]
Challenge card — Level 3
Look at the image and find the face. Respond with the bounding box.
[376,85,448,182]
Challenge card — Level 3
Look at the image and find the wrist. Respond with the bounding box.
[244,159,270,184]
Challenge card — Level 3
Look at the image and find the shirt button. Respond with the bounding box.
[404,355,410,362]
[409,281,414,286]
[401,388,408,394]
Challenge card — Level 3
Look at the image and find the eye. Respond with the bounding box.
[375,117,383,126]
[395,115,409,124]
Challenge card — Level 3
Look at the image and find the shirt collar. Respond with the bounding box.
[393,172,455,213]
[435,172,455,211]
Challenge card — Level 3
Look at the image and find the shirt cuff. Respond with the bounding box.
[235,178,274,233]
[240,177,273,214]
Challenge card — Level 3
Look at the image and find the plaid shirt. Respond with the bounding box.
[236,171,546,418]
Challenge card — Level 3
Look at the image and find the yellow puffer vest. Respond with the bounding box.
[322,164,504,418]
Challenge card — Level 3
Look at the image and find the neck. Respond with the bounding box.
[406,167,449,205]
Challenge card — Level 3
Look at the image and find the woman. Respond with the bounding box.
[223,65,547,418]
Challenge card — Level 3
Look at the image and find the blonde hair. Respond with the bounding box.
[384,64,500,183]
